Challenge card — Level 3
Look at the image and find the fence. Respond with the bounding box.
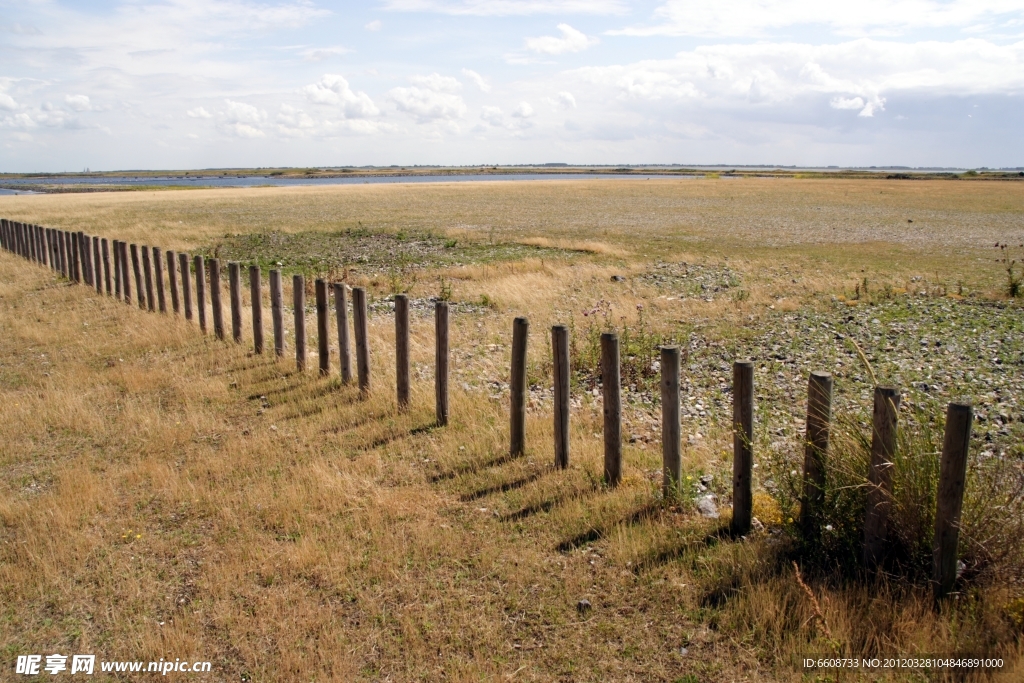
[0,217,975,599]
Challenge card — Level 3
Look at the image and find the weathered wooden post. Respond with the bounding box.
[194,255,207,333]
[102,239,112,295]
[316,279,329,376]
[270,269,285,357]
[395,294,410,409]
[72,232,82,283]
[167,250,179,313]
[293,274,306,371]
[933,401,974,601]
[801,371,833,538]
[80,232,93,286]
[602,332,622,486]
[153,246,166,312]
[435,301,449,427]
[229,262,242,343]
[131,244,145,307]
[352,286,370,394]
[731,361,754,536]
[334,283,352,383]
[65,231,74,279]
[142,246,155,311]
[210,258,224,340]
[510,317,529,457]
[59,231,69,279]
[121,242,133,304]
[863,386,901,569]
[661,346,682,497]
[68,232,77,281]
[179,253,192,320]
[250,266,263,354]
[552,324,570,469]
[93,237,102,294]
[28,225,37,264]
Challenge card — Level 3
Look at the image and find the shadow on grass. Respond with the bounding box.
[428,450,525,483]
[500,480,602,522]
[459,468,550,502]
[556,503,663,553]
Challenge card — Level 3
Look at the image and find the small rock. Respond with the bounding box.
[576,599,592,615]
[696,494,719,519]
[751,517,765,533]
[610,275,625,282]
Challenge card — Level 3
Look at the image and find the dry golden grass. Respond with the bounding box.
[2,179,1023,681]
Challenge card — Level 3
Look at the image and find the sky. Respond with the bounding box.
[1,0,1023,171]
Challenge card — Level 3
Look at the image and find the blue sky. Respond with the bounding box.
[1,0,1023,171]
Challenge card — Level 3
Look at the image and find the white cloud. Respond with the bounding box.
[480,105,503,125]
[187,106,212,118]
[830,96,865,109]
[219,99,266,138]
[525,24,597,55]
[461,68,492,92]
[612,1,1024,38]
[302,74,380,118]
[390,87,467,122]
[365,19,382,30]
[301,46,352,62]
[511,101,535,118]
[558,91,576,108]
[381,0,628,16]
[411,73,462,93]
[65,95,92,112]
[0,93,17,111]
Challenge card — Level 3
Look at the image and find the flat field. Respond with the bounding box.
[1,178,1023,682]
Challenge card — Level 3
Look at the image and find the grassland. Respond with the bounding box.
[1,178,1023,682]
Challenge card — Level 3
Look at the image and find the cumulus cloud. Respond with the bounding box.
[461,68,491,92]
[480,105,503,125]
[558,91,576,108]
[219,99,265,138]
[511,101,535,118]
[830,96,864,109]
[65,95,92,111]
[390,74,466,122]
[0,93,17,111]
[187,106,212,118]
[525,23,597,54]
[302,74,380,118]
[365,19,382,30]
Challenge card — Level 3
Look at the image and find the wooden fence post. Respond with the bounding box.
[142,246,155,311]
[167,250,179,313]
[229,262,242,343]
[120,242,131,303]
[72,233,83,283]
[179,253,192,321]
[293,274,306,371]
[210,258,224,340]
[661,346,682,497]
[602,332,622,486]
[93,237,102,294]
[552,324,570,469]
[29,225,37,264]
[316,279,329,376]
[250,266,263,354]
[59,231,69,279]
[395,294,410,409]
[102,239,112,295]
[81,232,93,286]
[131,244,145,307]
[153,246,166,312]
[194,255,207,333]
[270,270,284,357]
[510,317,529,457]
[933,402,974,601]
[352,286,370,394]
[863,386,901,569]
[731,361,754,536]
[801,371,833,538]
[435,301,449,427]
[334,283,352,383]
